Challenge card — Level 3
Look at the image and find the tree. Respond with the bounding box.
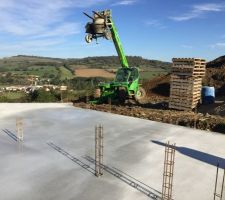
[30,89,60,102]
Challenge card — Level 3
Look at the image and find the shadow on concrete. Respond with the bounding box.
[83,155,161,200]
[2,129,19,142]
[47,142,95,175]
[151,140,225,169]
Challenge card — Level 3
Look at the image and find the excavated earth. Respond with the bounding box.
[73,101,225,134]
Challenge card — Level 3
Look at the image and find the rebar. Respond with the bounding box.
[214,163,225,200]
[16,118,23,142]
[95,125,103,177]
[162,141,176,200]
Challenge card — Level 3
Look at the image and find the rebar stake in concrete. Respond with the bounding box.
[214,163,225,200]
[86,93,90,109]
[162,141,176,200]
[95,125,103,177]
[16,118,23,142]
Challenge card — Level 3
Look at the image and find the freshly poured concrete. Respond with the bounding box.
[0,103,225,200]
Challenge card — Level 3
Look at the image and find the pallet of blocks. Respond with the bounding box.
[169,58,206,111]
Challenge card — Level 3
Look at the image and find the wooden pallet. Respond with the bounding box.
[169,58,205,110]
[169,103,196,111]
[169,100,199,105]
[170,93,201,99]
[172,57,206,63]
[170,97,200,104]
[170,85,202,93]
[172,58,206,78]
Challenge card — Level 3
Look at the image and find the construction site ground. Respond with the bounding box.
[1,103,225,200]
[72,73,225,134]
[73,94,225,134]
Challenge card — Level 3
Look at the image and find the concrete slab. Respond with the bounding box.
[0,103,225,200]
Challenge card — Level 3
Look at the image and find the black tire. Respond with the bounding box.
[118,88,126,103]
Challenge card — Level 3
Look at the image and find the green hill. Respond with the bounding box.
[0,55,171,85]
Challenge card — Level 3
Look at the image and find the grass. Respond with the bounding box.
[140,71,167,80]
[59,66,74,80]
[1,92,26,100]
[8,66,58,78]
[4,65,75,80]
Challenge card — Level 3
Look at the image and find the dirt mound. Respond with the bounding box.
[214,103,225,116]
[207,55,225,68]
[203,67,225,95]
[203,55,225,96]
[143,74,170,98]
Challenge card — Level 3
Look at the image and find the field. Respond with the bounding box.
[9,66,59,77]
[74,68,168,80]
[140,71,167,80]
[75,68,115,78]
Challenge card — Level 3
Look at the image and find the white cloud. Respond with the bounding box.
[0,0,104,36]
[181,45,193,49]
[145,20,166,29]
[170,3,225,21]
[112,0,137,6]
[0,0,107,56]
[210,42,225,49]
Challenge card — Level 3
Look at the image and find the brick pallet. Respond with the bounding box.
[169,58,206,111]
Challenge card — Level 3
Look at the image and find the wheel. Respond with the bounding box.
[118,88,126,103]
[104,31,112,40]
[135,87,146,102]
[85,34,93,43]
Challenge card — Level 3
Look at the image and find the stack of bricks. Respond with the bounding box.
[169,58,206,111]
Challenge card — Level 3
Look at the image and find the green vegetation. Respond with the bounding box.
[30,89,60,102]
[67,56,171,71]
[0,55,171,85]
[59,66,74,80]
[2,92,25,99]
[69,77,108,90]
[0,92,28,102]
[140,71,167,80]
[0,55,171,102]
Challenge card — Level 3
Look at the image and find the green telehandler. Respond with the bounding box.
[84,10,146,103]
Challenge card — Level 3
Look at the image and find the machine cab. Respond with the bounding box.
[115,67,139,83]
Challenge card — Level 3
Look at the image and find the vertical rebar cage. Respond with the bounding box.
[95,125,103,177]
[162,141,176,200]
[16,118,23,142]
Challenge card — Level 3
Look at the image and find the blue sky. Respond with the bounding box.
[0,0,225,61]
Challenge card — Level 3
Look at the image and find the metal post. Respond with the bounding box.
[162,141,176,200]
[86,93,90,109]
[16,118,23,142]
[214,163,225,200]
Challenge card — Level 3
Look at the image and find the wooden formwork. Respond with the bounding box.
[169,58,205,111]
